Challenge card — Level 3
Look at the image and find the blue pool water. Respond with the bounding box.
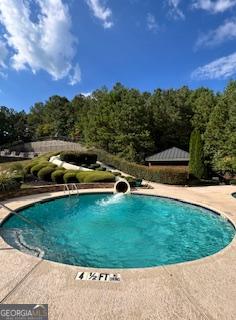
[0,193,235,268]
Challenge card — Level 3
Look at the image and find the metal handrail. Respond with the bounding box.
[0,203,45,232]
[63,184,79,196]
[72,183,79,196]
[64,184,71,196]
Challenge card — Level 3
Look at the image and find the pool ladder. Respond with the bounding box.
[63,184,79,196]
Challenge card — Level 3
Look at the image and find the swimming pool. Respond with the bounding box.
[0,193,235,268]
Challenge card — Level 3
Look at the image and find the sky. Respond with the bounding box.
[0,0,236,111]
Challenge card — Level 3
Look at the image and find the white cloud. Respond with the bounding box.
[195,18,236,49]
[0,0,80,85]
[86,0,113,28]
[192,0,236,13]
[167,0,185,20]
[147,13,158,32]
[0,39,8,68]
[69,64,81,85]
[192,52,236,79]
[0,39,8,78]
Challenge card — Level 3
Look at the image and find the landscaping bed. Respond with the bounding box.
[0,183,114,201]
[0,151,117,200]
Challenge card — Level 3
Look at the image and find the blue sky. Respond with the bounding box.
[0,0,236,111]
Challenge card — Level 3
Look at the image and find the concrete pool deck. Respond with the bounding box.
[0,185,236,320]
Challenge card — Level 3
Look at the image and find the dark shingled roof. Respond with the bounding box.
[145,147,189,162]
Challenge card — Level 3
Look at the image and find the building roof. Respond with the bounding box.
[145,147,189,162]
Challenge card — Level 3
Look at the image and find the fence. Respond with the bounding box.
[0,140,87,159]
[2,140,86,153]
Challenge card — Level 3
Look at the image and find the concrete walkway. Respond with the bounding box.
[0,185,236,320]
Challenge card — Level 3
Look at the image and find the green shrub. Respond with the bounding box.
[96,167,106,171]
[85,172,115,183]
[135,179,143,187]
[63,169,78,174]
[81,164,89,168]
[113,171,122,176]
[63,171,78,183]
[75,171,88,183]
[10,163,24,172]
[213,156,236,176]
[95,149,188,185]
[125,176,142,187]
[9,163,26,181]
[12,174,24,183]
[125,176,136,187]
[230,179,236,185]
[31,162,55,176]
[60,151,97,165]
[157,169,188,185]
[0,173,21,192]
[23,152,60,175]
[76,171,115,183]
[189,130,205,179]
[37,166,55,182]
[51,170,65,184]
[88,163,100,169]
[125,176,135,181]
[23,160,40,174]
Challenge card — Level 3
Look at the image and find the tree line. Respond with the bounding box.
[0,81,235,175]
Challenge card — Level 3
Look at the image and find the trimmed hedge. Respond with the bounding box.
[37,166,55,181]
[95,149,188,185]
[31,162,55,176]
[24,160,40,174]
[88,163,100,169]
[51,170,65,184]
[96,167,106,171]
[63,172,78,183]
[23,152,60,174]
[76,171,115,183]
[156,170,188,185]
[60,151,97,165]
[75,171,87,183]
